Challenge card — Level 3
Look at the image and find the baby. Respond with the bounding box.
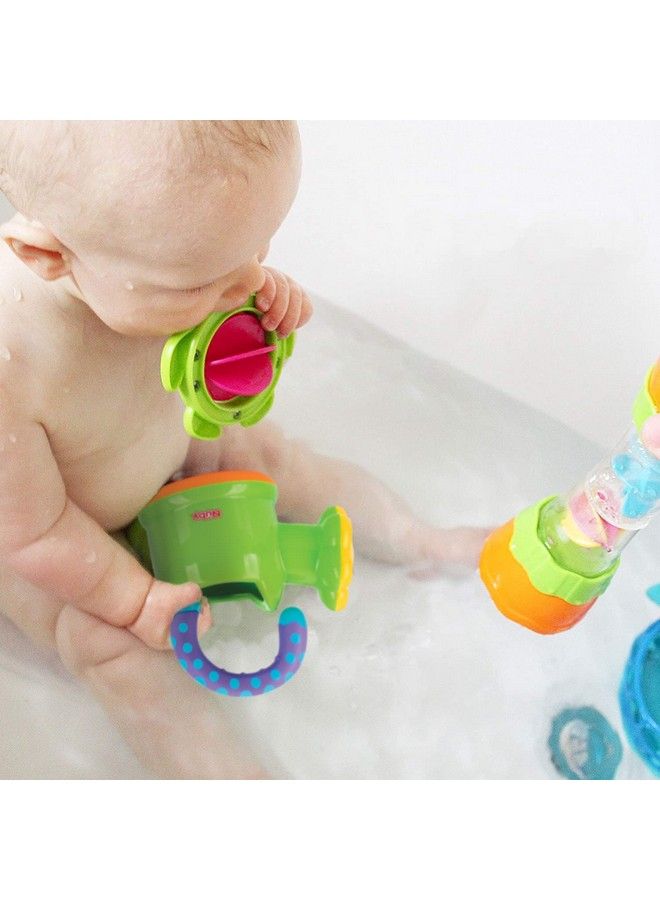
[0,121,486,778]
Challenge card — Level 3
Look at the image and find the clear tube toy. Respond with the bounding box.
[480,361,660,634]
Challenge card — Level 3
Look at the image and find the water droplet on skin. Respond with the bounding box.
[0,347,11,361]
[125,281,134,291]
[85,551,97,564]
[12,288,23,302]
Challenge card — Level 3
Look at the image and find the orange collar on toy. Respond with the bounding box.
[150,470,275,504]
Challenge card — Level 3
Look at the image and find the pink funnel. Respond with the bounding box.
[204,313,274,402]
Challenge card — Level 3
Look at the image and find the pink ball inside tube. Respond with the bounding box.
[642,414,660,460]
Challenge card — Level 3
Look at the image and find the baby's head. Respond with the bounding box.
[0,121,301,335]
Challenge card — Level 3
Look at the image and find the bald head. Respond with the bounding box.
[0,120,301,336]
[0,120,296,241]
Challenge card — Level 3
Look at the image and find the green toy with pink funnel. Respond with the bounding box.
[160,294,296,439]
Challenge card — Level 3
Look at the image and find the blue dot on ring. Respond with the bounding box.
[182,642,193,654]
[230,677,240,690]
[285,652,295,664]
[209,671,220,682]
[251,677,262,688]
[178,622,189,633]
[271,669,281,681]
[264,684,274,692]
[240,690,252,697]
[170,637,177,648]
[193,659,203,670]
[290,633,301,645]
[217,687,229,695]
[180,659,188,669]
[196,677,206,686]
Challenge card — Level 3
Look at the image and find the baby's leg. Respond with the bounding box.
[184,422,489,569]
[0,564,268,779]
[55,604,267,779]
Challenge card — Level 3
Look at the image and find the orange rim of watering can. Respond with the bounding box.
[479,519,598,635]
[149,470,275,503]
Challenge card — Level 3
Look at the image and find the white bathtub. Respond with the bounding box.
[0,297,656,777]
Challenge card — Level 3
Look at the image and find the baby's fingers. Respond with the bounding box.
[276,281,303,337]
[130,579,202,650]
[256,269,277,313]
[261,270,290,332]
[279,283,313,335]
[198,595,213,636]
[298,291,313,329]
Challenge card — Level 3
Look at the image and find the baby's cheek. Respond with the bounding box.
[70,261,117,305]
[71,261,139,318]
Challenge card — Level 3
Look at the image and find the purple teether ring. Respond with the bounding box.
[170,604,308,697]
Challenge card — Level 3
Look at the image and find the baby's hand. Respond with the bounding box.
[256,268,313,337]
[129,578,210,650]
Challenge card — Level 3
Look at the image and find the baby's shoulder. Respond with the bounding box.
[0,240,46,316]
[0,307,39,419]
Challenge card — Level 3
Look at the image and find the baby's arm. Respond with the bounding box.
[0,413,200,650]
[214,422,488,568]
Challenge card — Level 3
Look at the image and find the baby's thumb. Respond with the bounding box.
[197,595,213,637]
[176,581,203,607]
[171,584,213,641]
[130,579,202,650]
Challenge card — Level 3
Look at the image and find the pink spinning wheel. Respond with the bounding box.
[204,313,275,401]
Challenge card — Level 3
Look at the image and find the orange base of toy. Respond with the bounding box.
[479,519,598,635]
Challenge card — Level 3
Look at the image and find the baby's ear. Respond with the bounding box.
[0,216,70,281]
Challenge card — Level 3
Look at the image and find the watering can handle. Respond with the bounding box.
[170,604,307,697]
